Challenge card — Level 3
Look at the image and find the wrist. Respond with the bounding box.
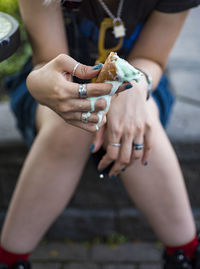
[130,76,149,100]
[135,67,153,100]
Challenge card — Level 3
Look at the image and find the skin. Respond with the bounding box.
[0,0,196,254]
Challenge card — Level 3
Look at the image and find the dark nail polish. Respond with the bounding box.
[111,175,117,179]
[89,144,95,152]
[98,168,104,172]
[125,84,132,90]
[144,161,148,166]
[121,168,126,172]
[93,63,103,70]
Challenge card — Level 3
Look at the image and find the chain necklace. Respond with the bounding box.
[97,0,126,38]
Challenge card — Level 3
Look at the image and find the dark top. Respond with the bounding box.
[63,0,200,37]
[62,0,200,63]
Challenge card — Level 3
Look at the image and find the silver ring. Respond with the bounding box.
[109,143,121,147]
[78,84,87,98]
[133,143,144,150]
[72,62,80,76]
[81,112,88,123]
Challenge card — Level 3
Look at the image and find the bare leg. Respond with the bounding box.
[121,98,196,246]
[0,105,93,253]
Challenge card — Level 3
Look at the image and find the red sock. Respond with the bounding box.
[165,236,199,259]
[0,245,30,268]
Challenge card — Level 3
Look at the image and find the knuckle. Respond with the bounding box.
[107,151,117,161]
[80,64,88,76]
[57,89,67,101]
[56,54,66,65]
[111,124,122,138]
[90,127,97,134]
[58,103,67,113]
[125,126,134,138]
[136,121,144,133]
[120,158,130,166]
[97,99,106,110]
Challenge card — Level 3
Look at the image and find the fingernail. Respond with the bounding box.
[111,174,117,179]
[144,161,148,166]
[93,63,103,70]
[89,144,95,152]
[98,168,104,172]
[125,84,132,90]
[121,168,126,172]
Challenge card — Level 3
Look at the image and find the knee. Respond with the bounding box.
[37,122,90,158]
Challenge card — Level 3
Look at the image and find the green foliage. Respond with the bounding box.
[0,0,31,89]
[0,0,19,18]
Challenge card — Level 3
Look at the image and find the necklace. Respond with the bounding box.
[97,0,126,38]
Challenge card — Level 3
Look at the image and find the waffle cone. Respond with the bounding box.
[95,52,118,83]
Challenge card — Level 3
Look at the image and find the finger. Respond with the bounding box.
[117,83,133,94]
[97,142,120,172]
[109,135,133,176]
[142,127,152,165]
[92,125,106,153]
[67,98,106,112]
[65,81,113,98]
[68,115,106,133]
[131,128,144,161]
[62,112,99,123]
[68,120,99,133]
[55,54,103,79]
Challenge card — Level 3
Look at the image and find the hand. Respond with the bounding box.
[92,80,153,176]
[27,54,126,132]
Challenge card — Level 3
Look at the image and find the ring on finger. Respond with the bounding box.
[109,143,121,147]
[78,84,88,98]
[72,62,80,76]
[81,112,90,123]
[133,143,144,150]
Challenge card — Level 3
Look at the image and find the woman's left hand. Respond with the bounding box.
[92,80,153,177]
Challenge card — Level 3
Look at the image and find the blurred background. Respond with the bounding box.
[0,2,200,268]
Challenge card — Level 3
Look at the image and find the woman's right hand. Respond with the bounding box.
[27,54,125,132]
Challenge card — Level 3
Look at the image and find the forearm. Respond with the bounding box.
[127,10,189,92]
[128,57,163,91]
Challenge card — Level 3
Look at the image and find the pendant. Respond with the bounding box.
[113,19,126,38]
[97,17,124,64]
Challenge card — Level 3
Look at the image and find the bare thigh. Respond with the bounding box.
[121,98,195,245]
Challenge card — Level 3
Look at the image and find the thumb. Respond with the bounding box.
[90,125,105,153]
[55,54,103,80]
[75,63,103,80]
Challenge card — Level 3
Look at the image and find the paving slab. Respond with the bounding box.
[32,263,61,269]
[102,265,135,269]
[31,242,89,262]
[169,67,200,102]
[169,7,200,65]
[139,264,161,269]
[91,243,161,262]
[166,99,200,142]
[63,263,99,269]
[0,102,21,142]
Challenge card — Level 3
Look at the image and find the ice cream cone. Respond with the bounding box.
[95,52,118,83]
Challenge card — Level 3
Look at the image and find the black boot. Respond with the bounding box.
[193,235,200,269]
[0,260,31,269]
[163,249,193,269]
[0,265,8,269]
[13,260,31,269]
